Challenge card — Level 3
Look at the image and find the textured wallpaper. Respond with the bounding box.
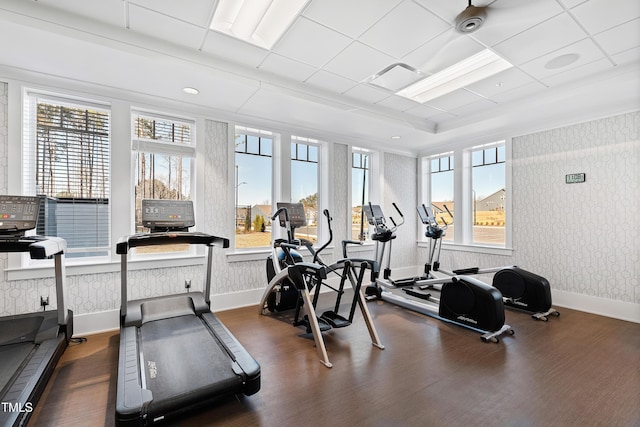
[383,152,418,269]
[429,111,639,305]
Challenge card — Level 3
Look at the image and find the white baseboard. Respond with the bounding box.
[552,289,640,323]
[72,274,639,336]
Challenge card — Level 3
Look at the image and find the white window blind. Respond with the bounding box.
[23,92,111,258]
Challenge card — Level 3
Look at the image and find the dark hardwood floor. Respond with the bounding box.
[27,297,640,427]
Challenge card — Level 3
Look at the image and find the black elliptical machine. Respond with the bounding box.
[415,204,559,321]
[260,202,384,368]
[364,203,514,343]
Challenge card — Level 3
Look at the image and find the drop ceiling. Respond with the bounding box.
[0,0,638,154]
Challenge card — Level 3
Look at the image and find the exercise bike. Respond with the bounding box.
[259,202,384,368]
[416,204,559,321]
[364,203,514,343]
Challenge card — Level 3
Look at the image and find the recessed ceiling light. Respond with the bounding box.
[183,87,199,95]
[391,136,401,140]
[210,0,309,50]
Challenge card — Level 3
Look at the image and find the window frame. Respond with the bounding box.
[130,109,197,260]
[21,90,112,266]
[420,140,512,254]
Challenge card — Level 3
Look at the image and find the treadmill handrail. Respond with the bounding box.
[29,236,67,259]
[117,231,229,254]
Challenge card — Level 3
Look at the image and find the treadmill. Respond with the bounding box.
[115,199,260,426]
[0,195,72,427]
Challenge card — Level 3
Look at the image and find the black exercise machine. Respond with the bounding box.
[415,204,559,321]
[0,195,73,427]
[260,202,384,368]
[115,199,260,426]
[364,203,514,343]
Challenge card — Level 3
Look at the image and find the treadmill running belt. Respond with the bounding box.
[0,316,43,346]
[0,343,35,393]
[140,314,242,414]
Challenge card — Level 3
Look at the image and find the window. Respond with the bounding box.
[351,149,370,241]
[234,127,273,249]
[429,152,454,242]
[132,111,194,232]
[23,92,110,259]
[423,140,508,248]
[132,111,195,255]
[291,137,319,243]
[471,142,505,245]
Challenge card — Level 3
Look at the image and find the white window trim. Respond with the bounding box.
[421,140,512,254]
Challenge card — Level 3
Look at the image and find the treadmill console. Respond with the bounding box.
[142,199,195,232]
[0,195,39,236]
[276,202,306,228]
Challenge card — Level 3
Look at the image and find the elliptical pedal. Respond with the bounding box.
[320,311,351,328]
[402,288,432,300]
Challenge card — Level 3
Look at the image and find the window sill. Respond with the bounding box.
[417,241,513,257]
[6,254,206,281]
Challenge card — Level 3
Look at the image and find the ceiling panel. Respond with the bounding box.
[493,13,587,65]
[36,0,125,28]
[201,31,270,68]
[304,70,357,94]
[343,84,390,104]
[425,89,488,112]
[323,41,396,82]
[571,0,640,35]
[128,5,207,49]
[401,30,485,74]
[466,68,538,99]
[302,0,401,38]
[258,53,317,82]
[129,0,216,28]
[465,0,565,47]
[594,18,640,56]
[272,17,352,68]
[358,1,450,59]
[520,38,609,81]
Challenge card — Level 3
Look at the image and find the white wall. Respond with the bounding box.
[423,111,640,322]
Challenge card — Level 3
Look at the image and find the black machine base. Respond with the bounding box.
[492,267,559,320]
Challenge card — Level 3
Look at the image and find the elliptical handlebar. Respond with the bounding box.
[388,202,405,232]
[313,209,333,263]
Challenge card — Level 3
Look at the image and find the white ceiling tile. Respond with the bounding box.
[447,98,498,116]
[595,18,640,56]
[304,71,357,94]
[468,0,565,47]
[323,41,395,82]
[375,94,420,112]
[403,104,450,120]
[490,81,548,104]
[129,0,216,28]
[541,58,615,87]
[612,46,640,67]
[36,0,126,28]
[259,54,317,82]
[272,17,352,68]
[465,68,537,99]
[201,31,270,68]
[302,0,401,38]
[493,13,587,65]
[519,39,607,81]
[359,1,450,59]
[571,0,640,35]
[424,89,487,112]
[401,30,485,74]
[343,84,389,104]
[128,5,206,49]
